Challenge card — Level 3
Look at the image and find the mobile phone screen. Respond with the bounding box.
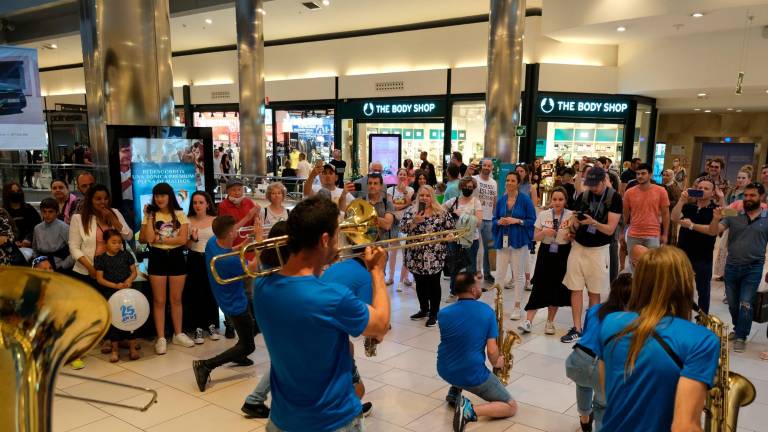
[687,188,704,198]
[354,183,363,192]
[418,202,426,213]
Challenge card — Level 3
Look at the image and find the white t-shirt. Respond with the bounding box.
[311,183,353,207]
[534,208,573,245]
[444,197,482,240]
[473,175,498,221]
[296,160,311,178]
[213,155,222,176]
[263,206,289,229]
[387,185,414,219]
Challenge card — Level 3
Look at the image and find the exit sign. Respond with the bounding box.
[515,125,527,137]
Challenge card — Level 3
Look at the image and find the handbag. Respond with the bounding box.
[753,291,768,323]
[443,241,471,277]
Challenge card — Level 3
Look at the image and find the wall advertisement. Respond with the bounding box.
[0,46,45,150]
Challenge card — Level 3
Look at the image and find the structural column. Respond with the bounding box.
[484,0,526,162]
[235,0,267,176]
[79,0,175,174]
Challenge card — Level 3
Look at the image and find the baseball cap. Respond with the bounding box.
[226,177,244,189]
[322,163,335,172]
[583,166,606,187]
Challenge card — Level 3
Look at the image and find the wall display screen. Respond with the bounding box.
[107,126,214,230]
[0,46,45,149]
[369,134,401,185]
[652,143,666,184]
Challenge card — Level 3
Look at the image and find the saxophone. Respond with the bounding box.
[695,308,756,431]
[492,284,521,384]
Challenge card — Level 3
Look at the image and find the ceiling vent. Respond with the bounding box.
[302,2,321,9]
[211,90,231,100]
[376,81,405,92]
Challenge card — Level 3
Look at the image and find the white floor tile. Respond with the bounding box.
[53,395,109,432]
[376,368,447,395]
[506,375,575,413]
[382,348,439,378]
[94,386,208,429]
[365,385,443,427]
[146,404,257,432]
[67,416,143,432]
[119,350,200,379]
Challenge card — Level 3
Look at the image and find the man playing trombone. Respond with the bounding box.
[253,196,391,432]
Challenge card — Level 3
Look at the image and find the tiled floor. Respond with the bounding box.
[53,257,768,432]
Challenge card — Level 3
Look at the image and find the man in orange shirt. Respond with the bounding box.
[622,163,669,272]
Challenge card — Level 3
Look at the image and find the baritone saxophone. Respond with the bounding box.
[492,285,522,384]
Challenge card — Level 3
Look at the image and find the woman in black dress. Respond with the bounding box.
[518,187,573,336]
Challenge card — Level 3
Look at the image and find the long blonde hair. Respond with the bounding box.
[612,246,694,374]
[412,185,445,214]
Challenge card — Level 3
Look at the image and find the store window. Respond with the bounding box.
[191,109,273,175]
[539,122,625,165]
[451,101,486,164]
[274,109,334,176]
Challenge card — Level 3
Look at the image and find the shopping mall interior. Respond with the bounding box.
[4,1,768,431]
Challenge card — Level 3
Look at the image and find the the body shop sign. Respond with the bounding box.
[341,99,445,119]
[537,94,631,120]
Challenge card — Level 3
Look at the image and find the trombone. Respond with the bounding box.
[210,199,471,284]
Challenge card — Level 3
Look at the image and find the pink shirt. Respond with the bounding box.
[624,184,670,238]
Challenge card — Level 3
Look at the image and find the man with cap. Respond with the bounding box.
[303,162,354,211]
[560,166,623,344]
[218,178,262,248]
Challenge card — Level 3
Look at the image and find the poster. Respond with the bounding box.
[0,46,45,150]
[369,134,401,185]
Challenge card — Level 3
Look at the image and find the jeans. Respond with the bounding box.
[245,366,272,404]
[495,246,528,305]
[203,311,255,369]
[565,348,605,430]
[450,373,513,403]
[691,258,713,314]
[449,239,480,294]
[266,416,363,432]
[480,220,494,279]
[625,236,661,273]
[414,272,443,317]
[724,262,763,339]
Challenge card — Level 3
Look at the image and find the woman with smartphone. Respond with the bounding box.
[139,182,193,354]
[400,185,455,327]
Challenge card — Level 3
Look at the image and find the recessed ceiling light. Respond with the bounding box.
[50,43,57,49]
[644,111,651,114]
[257,7,266,15]
[204,18,212,24]
[736,109,743,112]
[322,0,330,5]
[616,26,627,32]
[727,108,734,111]
[704,109,712,113]
[765,89,768,93]
[691,12,704,18]
[697,92,707,97]
[693,108,701,111]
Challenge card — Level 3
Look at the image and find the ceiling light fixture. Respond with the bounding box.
[322,0,330,5]
[257,7,266,15]
[204,18,212,24]
[736,109,743,112]
[616,26,627,32]
[704,109,712,113]
[693,108,701,111]
[50,43,57,49]
[691,12,704,18]
[727,107,734,111]
[697,92,707,97]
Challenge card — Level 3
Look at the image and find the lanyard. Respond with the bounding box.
[589,189,607,217]
[552,208,561,231]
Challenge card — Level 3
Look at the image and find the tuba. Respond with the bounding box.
[696,307,756,431]
[1,267,157,432]
[491,284,521,385]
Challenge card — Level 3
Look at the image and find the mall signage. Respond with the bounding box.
[537,94,631,120]
[342,99,446,119]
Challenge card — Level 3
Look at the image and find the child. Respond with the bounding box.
[32,198,73,271]
[564,273,633,432]
[94,229,139,362]
[31,255,54,272]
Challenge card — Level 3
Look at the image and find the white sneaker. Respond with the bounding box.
[172,333,195,348]
[544,321,556,335]
[208,325,222,341]
[193,328,205,344]
[155,337,167,355]
[509,307,523,321]
[517,319,532,333]
[504,280,514,290]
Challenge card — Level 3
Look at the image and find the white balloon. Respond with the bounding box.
[108,289,150,332]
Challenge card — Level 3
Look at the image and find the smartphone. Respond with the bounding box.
[576,211,588,221]
[354,183,363,192]
[722,208,738,217]
[687,188,704,198]
[418,202,426,214]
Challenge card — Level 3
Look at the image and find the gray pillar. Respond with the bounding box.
[79,0,175,173]
[484,0,526,163]
[235,0,267,176]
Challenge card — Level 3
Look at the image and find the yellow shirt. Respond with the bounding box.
[142,210,188,249]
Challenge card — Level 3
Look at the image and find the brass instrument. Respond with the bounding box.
[210,199,471,284]
[695,306,755,431]
[1,268,158,432]
[491,284,521,385]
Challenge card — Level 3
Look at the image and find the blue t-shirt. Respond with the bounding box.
[205,237,248,316]
[253,274,370,432]
[436,299,498,388]
[321,259,372,304]
[597,312,719,431]
[575,304,603,356]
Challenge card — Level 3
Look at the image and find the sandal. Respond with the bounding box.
[109,351,119,363]
[760,352,768,361]
[129,350,141,361]
[385,278,394,286]
[100,340,112,354]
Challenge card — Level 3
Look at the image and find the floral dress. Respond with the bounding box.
[0,209,19,265]
[399,207,455,275]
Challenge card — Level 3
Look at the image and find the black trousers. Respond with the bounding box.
[414,271,442,318]
[182,251,221,332]
[203,311,255,369]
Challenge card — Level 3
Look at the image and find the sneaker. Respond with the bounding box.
[193,328,205,344]
[426,317,438,327]
[404,278,413,286]
[580,412,594,432]
[733,339,747,353]
[518,319,532,333]
[410,311,429,320]
[544,321,556,335]
[192,360,211,392]
[723,297,728,304]
[385,278,394,286]
[70,358,85,370]
[155,337,167,355]
[524,280,532,291]
[509,307,523,321]
[208,325,222,341]
[483,275,495,283]
[241,402,270,418]
[728,331,736,341]
[361,401,373,417]
[173,333,195,348]
[504,280,513,290]
[561,327,581,344]
[446,386,460,407]
[224,323,236,339]
[232,357,254,366]
[445,294,457,303]
[453,393,477,432]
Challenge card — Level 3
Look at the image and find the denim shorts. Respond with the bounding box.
[266,416,363,432]
[465,373,513,403]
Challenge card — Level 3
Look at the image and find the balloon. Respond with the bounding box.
[108,289,150,332]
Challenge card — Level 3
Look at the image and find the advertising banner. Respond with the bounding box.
[369,134,401,185]
[0,46,45,150]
